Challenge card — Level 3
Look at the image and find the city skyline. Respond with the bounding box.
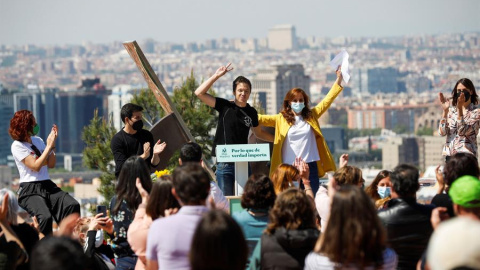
[1,0,479,46]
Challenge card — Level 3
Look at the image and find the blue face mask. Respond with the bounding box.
[377,186,391,199]
[291,102,305,113]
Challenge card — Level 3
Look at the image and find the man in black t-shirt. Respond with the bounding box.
[195,63,273,195]
[110,103,166,177]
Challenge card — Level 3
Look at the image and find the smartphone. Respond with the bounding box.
[96,205,107,217]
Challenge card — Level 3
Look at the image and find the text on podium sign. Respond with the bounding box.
[216,144,270,162]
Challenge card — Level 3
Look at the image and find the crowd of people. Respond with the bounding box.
[2,65,480,270]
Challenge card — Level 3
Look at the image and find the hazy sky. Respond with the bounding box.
[1,0,479,46]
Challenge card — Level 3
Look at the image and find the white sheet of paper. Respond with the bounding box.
[329,49,350,84]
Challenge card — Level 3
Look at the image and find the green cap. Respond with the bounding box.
[449,175,480,208]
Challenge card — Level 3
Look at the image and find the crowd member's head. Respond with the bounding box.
[190,210,248,270]
[316,186,387,268]
[333,165,364,187]
[9,110,36,142]
[444,152,480,192]
[390,164,419,199]
[427,217,480,270]
[120,103,143,124]
[146,175,180,219]
[451,78,477,106]
[179,142,202,164]
[0,189,19,225]
[113,156,152,215]
[31,236,90,270]
[172,163,210,206]
[270,164,300,194]
[266,188,316,234]
[449,175,480,219]
[73,217,92,246]
[281,87,312,125]
[364,170,392,207]
[241,174,276,210]
[232,76,252,104]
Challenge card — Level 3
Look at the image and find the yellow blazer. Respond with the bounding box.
[259,83,343,177]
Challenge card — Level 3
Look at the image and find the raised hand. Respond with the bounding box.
[339,154,349,168]
[0,193,8,222]
[335,65,343,86]
[89,213,105,231]
[457,92,466,109]
[294,157,310,183]
[142,142,151,159]
[153,140,167,155]
[136,177,150,204]
[214,63,233,78]
[46,125,58,148]
[438,93,450,112]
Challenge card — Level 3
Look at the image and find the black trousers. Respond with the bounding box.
[18,180,80,235]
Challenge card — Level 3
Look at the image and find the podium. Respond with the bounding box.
[216,144,271,195]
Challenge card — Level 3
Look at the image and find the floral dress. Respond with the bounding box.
[109,196,136,258]
[438,103,480,158]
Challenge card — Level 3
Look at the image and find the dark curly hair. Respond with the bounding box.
[390,164,419,197]
[265,188,316,235]
[9,110,35,142]
[444,152,480,190]
[241,174,276,210]
[173,163,210,205]
[281,88,313,125]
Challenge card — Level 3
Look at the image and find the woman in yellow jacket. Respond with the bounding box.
[258,69,343,195]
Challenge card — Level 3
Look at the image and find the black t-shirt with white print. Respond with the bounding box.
[213,97,259,156]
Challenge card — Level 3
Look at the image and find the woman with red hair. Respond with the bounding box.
[9,110,79,236]
[258,68,343,195]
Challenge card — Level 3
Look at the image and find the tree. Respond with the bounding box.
[81,109,117,203]
[416,127,434,136]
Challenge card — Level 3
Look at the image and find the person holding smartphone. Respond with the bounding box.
[9,110,80,236]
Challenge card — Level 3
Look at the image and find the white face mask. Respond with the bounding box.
[95,230,104,247]
[291,102,305,113]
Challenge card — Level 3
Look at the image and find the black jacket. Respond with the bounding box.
[378,197,435,270]
[260,227,319,270]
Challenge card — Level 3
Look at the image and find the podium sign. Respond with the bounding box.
[216,144,270,162]
[216,144,270,195]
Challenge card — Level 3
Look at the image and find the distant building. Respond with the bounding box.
[268,24,297,51]
[381,136,419,170]
[0,95,14,165]
[352,67,399,94]
[417,136,444,170]
[322,126,347,153]
[251,64,310,114]
[108,84,134,131]
[55,90,106,153]
[347,104,431,133]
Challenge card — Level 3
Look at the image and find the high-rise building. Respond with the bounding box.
[252,64,310,114]
[55,91,105,153]
[0,95,14,165]
[268,24,297,51]
[352,67,399,94]
[108,84,134,131]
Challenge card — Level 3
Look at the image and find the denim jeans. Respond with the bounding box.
[216,162,235,196]
[115,256,137,270]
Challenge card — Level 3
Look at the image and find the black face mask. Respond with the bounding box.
[458,91,471,102]
[131,119,143,131]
